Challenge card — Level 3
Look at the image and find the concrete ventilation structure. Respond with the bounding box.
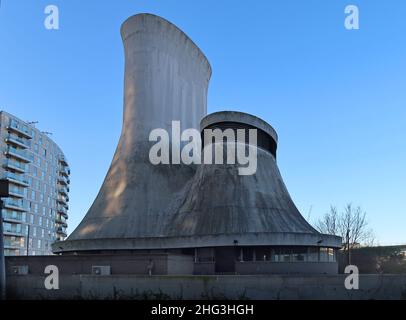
[53,13,341,274]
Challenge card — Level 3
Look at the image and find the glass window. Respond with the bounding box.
[328,248,336,262]
[320,247,329,262]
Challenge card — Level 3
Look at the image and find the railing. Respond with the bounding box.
[3,198,28,210]
[7,119,33,138]
[5,134,31,148]
[3,171,29,185]
[4,159,28,172]
[57,195,68,204]
[5,145,33,162]
[4,239,23,248]
[9,185,25,197]
[56,227,67,235]
[58,155,69,166]
[58,165,70,176]
[3,224,25,235]
[57,205,68,215]
[57,175,70,185]
[3,210,25,222]
[56,215,67,225]
[58,186,69,195]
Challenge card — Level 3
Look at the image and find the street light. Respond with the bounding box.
[0,179,10,300]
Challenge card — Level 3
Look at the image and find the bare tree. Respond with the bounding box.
[315,206,339,235]
[315,203,375,248]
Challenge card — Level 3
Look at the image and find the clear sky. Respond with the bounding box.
[1,0,405,245]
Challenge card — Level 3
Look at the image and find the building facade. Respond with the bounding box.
[0,111,70,256]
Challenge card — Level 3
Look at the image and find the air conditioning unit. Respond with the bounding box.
[91,265,111,276]
[12,265,29,275]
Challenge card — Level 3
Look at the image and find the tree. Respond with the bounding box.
[315,204,375,264]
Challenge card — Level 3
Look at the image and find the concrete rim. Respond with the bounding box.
[201,111,278,143]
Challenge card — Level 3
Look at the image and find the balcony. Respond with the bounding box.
[57,175,70,186]
[5,134,31,149]
[56,216,68,227]
[58,165,70,177]
[57,195,68,205]
[58,155,69,167]
[6,119,33,139]
[57,204,68,216]
[3,198,28,212]
[56,227,67,237]
[3,172,29,187]
[8,186,25,198]
[3,210,25,223]
[4,240,23,249]
[3,159,27,173]
[4,145,33,163]
[58,186,69,196]
[3,225,25,237]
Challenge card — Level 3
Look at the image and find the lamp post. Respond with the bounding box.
[0,179,11,300]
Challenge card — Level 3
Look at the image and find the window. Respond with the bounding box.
[328,248,336,262]
[320,247,329,262]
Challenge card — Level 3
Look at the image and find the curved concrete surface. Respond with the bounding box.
[56,13,211,247]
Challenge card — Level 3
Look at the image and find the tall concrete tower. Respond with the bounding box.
[59,14,211,246]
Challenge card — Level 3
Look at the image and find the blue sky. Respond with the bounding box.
[1,0,405,245]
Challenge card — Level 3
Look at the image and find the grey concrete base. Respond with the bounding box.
[6,274,406,300]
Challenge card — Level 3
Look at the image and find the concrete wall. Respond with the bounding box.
[6,254,193,276]
[194,262,215,275]
[235,261,338,275]
[6,274,406,300]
